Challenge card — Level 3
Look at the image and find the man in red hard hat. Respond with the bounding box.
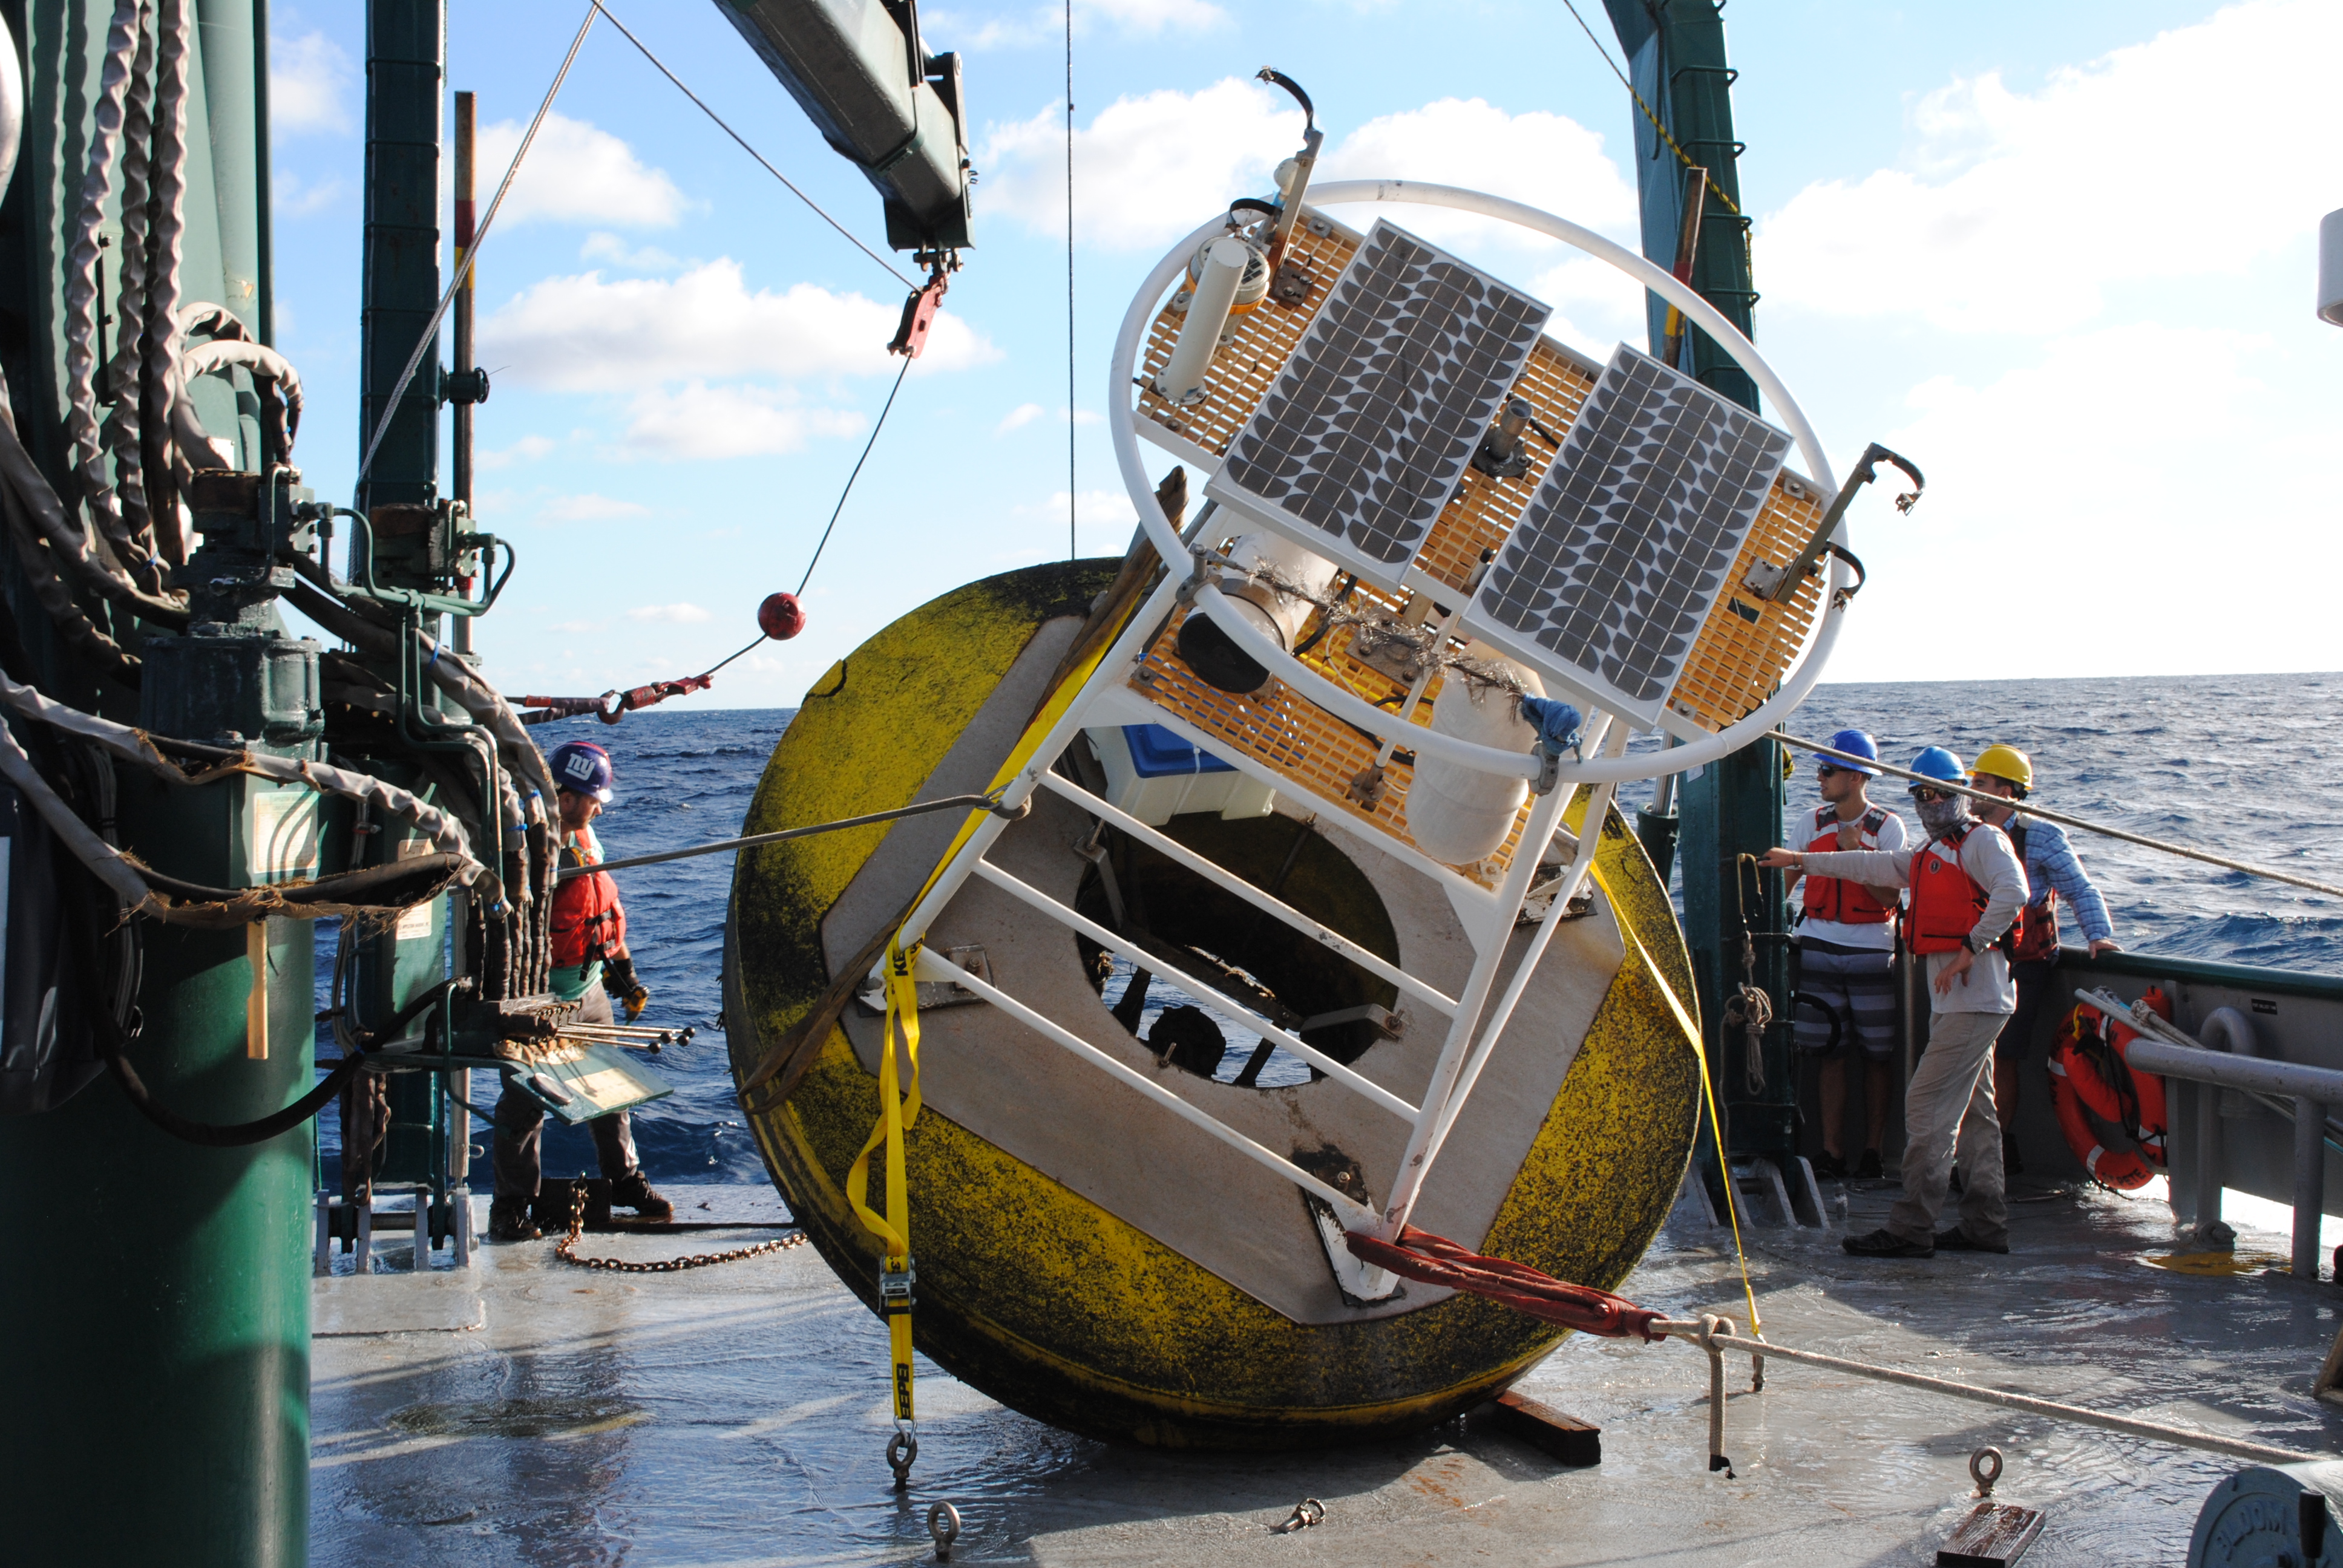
[488,739,674,1242]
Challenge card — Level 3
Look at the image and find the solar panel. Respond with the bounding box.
[1203,220,1548,584]
[1467,345,1793,725]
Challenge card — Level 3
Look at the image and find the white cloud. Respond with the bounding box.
[580,232,682,270]
[272,171,345,217]
[627,603,713,624]
[474,113,689,229]
[482,260,998,391]
[270,31,353,136]
[479,434,557,471]
[618,382,866,461]
[1016,488,1138,528]
[548,619,602,634]
[539,492,650,523]
[995,402,1044,433]
[932,0,1227,49]
[980,82,1636,264]
[1757,0,2342,332]
[980,78,1296,250]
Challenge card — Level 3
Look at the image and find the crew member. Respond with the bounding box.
[1761,746,2028,1258]
[1968,743,2120,1177]
[488,740,674,1242]
[1786,729,1906,1180]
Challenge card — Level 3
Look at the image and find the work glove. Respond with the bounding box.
[603,955,650,1022]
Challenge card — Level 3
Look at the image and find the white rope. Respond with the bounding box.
[1654,1318,2323,1467]
[1781,731,2343,901]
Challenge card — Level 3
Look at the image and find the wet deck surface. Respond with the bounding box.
[311,1175,2343,1566]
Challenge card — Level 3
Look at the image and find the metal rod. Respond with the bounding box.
[2119,1034,2343,1103]
[451,88,475,657]
[1783,732,2343,900]
[565,793,1013,878]
[1652,1321,2322,1467]
[1034,771,1458,1014]
[915,947,1369,1224]
[2297,1096,2327,1281]
[967,858,1420,1122]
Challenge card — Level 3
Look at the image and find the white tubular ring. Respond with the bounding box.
[1109,178,1850,789]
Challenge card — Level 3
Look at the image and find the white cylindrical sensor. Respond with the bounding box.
[1173,531,1337,694]
[1404,642,1545,867]
[1153,237,1253,405]
[2321,209,2343,327]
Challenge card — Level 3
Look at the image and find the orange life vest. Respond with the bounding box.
[1902,821,2011,955]
[549,825,626,969]
[1800,804,1896,926]
[2047,989,2171,1191]
[2007,822,2060,962]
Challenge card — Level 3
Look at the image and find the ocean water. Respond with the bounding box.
[318,671,2343,1189]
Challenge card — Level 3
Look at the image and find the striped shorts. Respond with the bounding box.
[1793,938,1898,1059]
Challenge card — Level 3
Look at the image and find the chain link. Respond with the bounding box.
[554,1179,809,1273]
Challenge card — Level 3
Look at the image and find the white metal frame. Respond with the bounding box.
[885,182,1844,1245]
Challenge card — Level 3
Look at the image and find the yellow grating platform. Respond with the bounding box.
[1132,595,1534,890]
[1133,207,1830,736]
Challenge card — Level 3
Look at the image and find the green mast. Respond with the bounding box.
[1604,0,1800,1180]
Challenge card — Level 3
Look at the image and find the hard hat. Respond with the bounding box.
[1971,743,2034,792]
[1823,728,1881,776]
[1909,746,1966,788]
[548,740,615,803]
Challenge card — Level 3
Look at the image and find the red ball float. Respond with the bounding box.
[758,591,806,641]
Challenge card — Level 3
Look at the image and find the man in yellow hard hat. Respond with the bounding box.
[1967,744,2120,1180]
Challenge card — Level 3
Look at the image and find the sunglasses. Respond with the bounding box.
[1817,764,1845,778]
[1910,786,1956,803]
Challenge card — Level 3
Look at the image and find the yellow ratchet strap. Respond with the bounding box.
[846,939,925,1428]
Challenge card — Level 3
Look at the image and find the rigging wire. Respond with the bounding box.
[589,2,913,289]
[796,356,913,597]
[1064,0,1076,562]
[354,0,598,495]
[1555,0,1753,273]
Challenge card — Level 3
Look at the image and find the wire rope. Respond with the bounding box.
[795,356,912,597]
[589,2,912,289]
[353,1,598,494]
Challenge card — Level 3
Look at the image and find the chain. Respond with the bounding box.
[555,1179,810,1273]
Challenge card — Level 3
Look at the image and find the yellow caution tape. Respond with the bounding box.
[846,939,926,1427]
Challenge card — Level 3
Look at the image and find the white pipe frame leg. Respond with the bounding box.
[863,179,1845,1256]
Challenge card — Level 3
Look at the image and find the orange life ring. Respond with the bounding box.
[2046,988,2171,1191]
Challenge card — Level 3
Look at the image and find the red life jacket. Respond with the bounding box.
[2047,989,2171,1190]
[549,825,626,969]
[1799,803,1896,926]
[2007,822,2060,962]
[1902,821,2013,955]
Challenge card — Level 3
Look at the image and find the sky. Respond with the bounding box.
[261,0,2343,708]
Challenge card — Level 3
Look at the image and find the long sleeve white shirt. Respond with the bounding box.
[1801,820,2030,1015]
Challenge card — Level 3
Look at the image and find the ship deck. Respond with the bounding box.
[311,1174,2343,1566]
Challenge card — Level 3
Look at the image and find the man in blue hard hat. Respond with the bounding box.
[1967,743,2121,1180]
[1784,729,1906,1180]
[488,740,674,1242]
[1763,746,2029,1258]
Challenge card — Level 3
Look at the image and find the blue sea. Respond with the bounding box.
[318,672,2343,1190]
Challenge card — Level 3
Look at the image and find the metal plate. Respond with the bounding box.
[1469,345,1792,724]
[1204,220,1548,585]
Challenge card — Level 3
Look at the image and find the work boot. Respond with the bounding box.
[1935,1226,2010,1255]
[1842,1227,1933,1259]
[1814,1151,1848,1179]
[1855,1149,1883,1180]
[609,1170,674,1223]
[488,1197,540,1243]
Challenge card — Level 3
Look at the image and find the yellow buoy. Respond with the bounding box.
[727,561,1703,1448]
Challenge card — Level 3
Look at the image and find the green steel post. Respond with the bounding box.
[1605,0,1796,1163]
[0,6,316,1564]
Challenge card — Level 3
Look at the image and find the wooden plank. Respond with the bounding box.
[1487,1388,1602,1466]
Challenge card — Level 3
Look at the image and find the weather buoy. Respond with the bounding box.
[759,591,807,641]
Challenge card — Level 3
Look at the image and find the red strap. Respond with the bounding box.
[1343,1225,1665,1342]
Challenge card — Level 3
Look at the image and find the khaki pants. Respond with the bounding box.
[1889,1009,2010,1248]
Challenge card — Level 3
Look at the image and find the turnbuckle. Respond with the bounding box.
[880,1261,918,1316]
